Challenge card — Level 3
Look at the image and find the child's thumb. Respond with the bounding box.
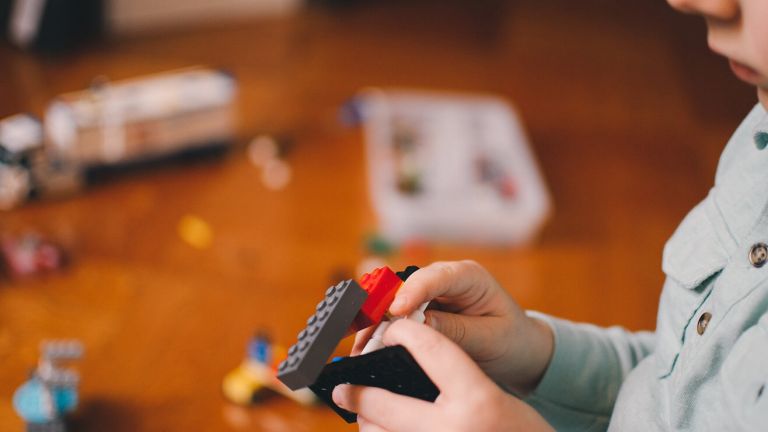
[425,310,467,344]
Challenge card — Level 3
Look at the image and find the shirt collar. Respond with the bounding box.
[753,104,768,150]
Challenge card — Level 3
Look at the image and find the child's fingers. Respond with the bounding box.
[382,319,493,397]
[350,326,377,356]
[333,384,437,432]
[388,260,493,316]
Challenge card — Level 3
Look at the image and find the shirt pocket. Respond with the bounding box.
[720,315,768,430]
[656,198,731,376]
[662,197,731,290]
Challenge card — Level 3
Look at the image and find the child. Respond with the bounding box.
[332,0,768,430]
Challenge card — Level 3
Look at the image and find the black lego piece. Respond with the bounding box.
[395,265,420,282]
[277,279,368,390]
[309,345,439,423]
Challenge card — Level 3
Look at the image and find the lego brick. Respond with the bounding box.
[350,267,403,333]
[0,234,65,278]
[396,265,420,281]
[309,345,439,423]
[277,279,367,390]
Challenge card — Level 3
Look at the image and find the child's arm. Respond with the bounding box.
[523,316,654,430]
[353,260,655,429]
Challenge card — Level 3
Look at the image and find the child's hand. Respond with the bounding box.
[334,319,554,432]
[352,260,553,394]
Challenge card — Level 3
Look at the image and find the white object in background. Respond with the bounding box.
[100,86,127,163]
[109,0,302,35]
[359,89,551,245]
[45,68,237,165]
[0,114,43,154]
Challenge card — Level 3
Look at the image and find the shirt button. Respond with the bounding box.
[749,243,768,268]
[697,312,712,335]
[755,131,768,150]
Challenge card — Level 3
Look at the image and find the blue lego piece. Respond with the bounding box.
[13,378,78,423]
[247,333,272,364]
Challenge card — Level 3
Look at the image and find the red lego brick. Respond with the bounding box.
[348,266,403,334]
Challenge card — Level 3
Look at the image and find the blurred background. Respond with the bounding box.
[0,0,757,431]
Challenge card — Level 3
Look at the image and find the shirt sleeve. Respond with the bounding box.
[523,312,655,431]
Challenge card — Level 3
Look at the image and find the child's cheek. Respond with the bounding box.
[745,0,768,80]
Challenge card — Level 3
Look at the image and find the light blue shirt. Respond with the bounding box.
[526,103,768,431]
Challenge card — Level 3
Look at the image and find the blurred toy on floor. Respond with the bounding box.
[222,330,316,406]
[177,214,214,250]
[363,232,395,257]
[247,134,293,191]
[353,231,433,296]
[0,114,45,210]
[0,67,238,210]
[356,232,391,272]
[44,68,238,193]
[1,232,66,279]
[13,340,84,432]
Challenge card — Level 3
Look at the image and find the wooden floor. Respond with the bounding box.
[0,1,757,430]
